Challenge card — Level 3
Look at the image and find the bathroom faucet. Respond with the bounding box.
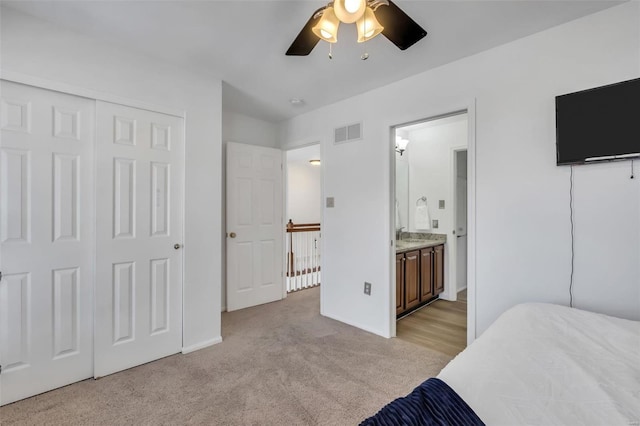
[396,227,405,240]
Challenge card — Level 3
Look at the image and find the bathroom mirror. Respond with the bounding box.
[395,152,409,234]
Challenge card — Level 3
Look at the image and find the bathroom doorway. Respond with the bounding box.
[392,111,469,356]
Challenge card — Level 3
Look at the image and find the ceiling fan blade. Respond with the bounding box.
[375,0,427,51]
[286,7,324,56]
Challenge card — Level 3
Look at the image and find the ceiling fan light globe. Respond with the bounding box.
[333,0,366,23]
[311,6,340,43]
[345,0,362,13]
[357,7,384,43]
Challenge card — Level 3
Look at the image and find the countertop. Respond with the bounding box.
[395,239,444,253]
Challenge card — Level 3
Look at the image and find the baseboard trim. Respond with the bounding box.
[182,336,222,354]
[323,312,390,339]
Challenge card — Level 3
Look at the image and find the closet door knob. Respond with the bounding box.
[174,244,182,250]
[229,232,237,238]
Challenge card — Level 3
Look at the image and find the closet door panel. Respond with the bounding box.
[95,101,183,378]
[0,80,94,406]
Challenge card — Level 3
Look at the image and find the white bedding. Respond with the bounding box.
[438,303,640,425]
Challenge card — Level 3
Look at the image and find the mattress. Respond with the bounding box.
[437,303,640,425]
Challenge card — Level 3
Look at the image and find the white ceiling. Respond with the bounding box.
[5,0,623,123]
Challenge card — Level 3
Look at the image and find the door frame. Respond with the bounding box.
[388,99,477,345]
[0,71,187,358]
[445,146,468,302]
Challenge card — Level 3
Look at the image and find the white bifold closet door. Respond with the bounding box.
[0,81,94,405]
[94,101,183,378]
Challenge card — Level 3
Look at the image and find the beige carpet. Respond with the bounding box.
[0,287,452,425]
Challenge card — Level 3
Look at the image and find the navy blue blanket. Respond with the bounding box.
[360,378,485,426]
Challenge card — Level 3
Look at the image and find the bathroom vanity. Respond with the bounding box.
[395,237,445,318]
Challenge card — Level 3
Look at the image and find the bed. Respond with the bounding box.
[362,303,640,425]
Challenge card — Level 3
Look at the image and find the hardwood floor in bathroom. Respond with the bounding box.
[396,290,467,357]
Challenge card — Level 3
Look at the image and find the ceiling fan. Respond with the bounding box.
[286,0,427,56]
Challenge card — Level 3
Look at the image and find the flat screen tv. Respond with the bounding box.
[555,77,640,165]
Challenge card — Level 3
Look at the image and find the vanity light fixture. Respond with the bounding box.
[309,159,321,166]
[395,136,409,155]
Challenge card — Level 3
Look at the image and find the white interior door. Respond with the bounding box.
[95,101,183,378]
[226,142,283,311]
[456,176,467,237]
[0,81,94,405]
[455,150,468,292]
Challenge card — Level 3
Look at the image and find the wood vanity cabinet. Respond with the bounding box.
[396,254,405,315]
[404,250,420,311]
[397,243,445,318]
[434,244,445,294]
[420,248,434,301]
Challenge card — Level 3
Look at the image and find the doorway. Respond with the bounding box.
[391,111,469,356]
[284,144,322,293]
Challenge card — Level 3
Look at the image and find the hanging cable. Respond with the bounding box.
[569,165,575,308]
[631,159,635,179]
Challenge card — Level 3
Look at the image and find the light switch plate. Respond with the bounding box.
[326,197,335,208]
[432,219,439,228]
[439,200,445,209]
[364,282,372,295]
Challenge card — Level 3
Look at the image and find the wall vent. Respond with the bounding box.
[334,122,362,144]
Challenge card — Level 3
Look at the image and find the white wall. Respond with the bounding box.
[1,8,223,350]
[405,117,467,234]
[222,110,279,148]
[286,145,322,224]
[279,3,640,338]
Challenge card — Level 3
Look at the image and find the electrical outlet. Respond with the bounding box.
[439,200,445,209]
[326,197,335,208]
[432,219,439,229]
[364,282,372,295]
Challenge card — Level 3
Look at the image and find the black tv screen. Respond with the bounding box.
[555,77,640,165]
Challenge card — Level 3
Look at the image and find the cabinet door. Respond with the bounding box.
[434,244,445,294]
[395,253,405,315]
[404,250,420,310]
[420,248,434,301]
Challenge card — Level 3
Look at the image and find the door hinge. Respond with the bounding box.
[0,364,2,374]
[0,270,3,281]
